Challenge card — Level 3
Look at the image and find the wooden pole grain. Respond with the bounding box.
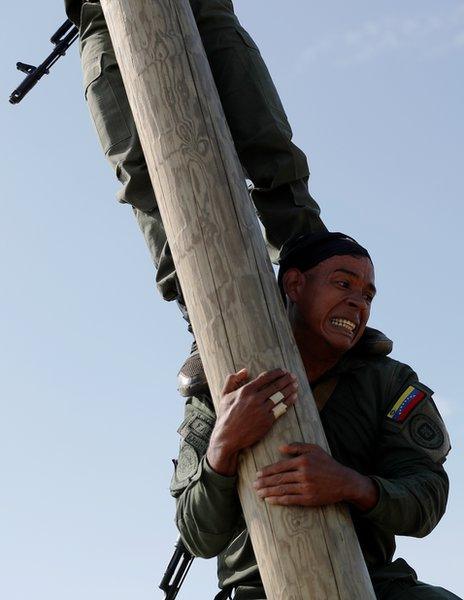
[99,0,376,597]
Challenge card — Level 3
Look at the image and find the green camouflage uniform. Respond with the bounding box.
[63,3,459,596]
[171,330,459,599]
[65,0,325,302]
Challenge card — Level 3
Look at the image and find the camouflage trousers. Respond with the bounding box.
[78,0,325,303]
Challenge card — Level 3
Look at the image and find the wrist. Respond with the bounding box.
[344,470,379,512]
[207,433,240,477]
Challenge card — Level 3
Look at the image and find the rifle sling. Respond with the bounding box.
[312,375,339,413]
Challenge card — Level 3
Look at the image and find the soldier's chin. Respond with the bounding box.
[328,325,363,353]
[325,332,355,354]
[335,337,355,353]
[353,324,367,346]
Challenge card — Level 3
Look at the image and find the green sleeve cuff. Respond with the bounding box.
[203,457,238,490]
[359,476,386,522]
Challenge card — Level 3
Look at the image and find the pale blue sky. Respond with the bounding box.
[1,1,463,598]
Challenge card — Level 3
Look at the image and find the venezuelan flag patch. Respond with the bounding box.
[387,386,427,423]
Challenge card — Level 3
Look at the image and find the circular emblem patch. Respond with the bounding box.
[409,414,444,450]
[176,443,199,482]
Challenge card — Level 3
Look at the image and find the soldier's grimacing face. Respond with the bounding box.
[285,255,376,355]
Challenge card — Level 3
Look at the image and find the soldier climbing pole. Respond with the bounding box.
[99,0,376,597]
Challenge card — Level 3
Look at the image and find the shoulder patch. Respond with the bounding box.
[170,440,202,497]
[170,406,215,498]
[176,442,199,482]
[387,385,427,423]
[409,413,445,450]
[177,410,215,456]
[386,382,451,463]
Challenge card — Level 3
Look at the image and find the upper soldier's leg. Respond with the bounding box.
[191,0,327,262]
[80,0,324,292]
[79,1,178,302]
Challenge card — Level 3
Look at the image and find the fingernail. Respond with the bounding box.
[291,373,298,381]
[256,471,262,478]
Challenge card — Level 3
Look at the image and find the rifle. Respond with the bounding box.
[9,19,78,105]
[159,537,195,599]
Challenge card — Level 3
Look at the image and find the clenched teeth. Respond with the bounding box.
[330,317,356,333]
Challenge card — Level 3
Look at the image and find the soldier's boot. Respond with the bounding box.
[176,298,209,398]
[177,341,209,398]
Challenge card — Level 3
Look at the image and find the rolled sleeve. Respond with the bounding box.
[362,470,449,537]
[359,364,451,538]
[176,456,241,558]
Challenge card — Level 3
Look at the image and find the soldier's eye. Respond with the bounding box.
[363,292,374,304]
[337,280,350,289]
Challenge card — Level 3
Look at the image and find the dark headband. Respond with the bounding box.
[277,231,371,295]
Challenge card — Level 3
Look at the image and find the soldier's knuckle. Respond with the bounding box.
[301,455,311,467]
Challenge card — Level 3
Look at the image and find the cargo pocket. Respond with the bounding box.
[83,52,132,155]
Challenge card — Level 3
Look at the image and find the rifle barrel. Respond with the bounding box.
[9,21,78,105]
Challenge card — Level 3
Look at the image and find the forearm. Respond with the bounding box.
[175,457,241,558]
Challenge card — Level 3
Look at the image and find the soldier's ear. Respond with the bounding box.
[283,268,305,303]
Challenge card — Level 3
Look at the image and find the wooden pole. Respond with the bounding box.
[99,1,376,597]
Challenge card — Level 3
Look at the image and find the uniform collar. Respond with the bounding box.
[312,326,393,384]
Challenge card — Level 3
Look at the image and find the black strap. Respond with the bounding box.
[214,588,233,600]
[312,375,340,413]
